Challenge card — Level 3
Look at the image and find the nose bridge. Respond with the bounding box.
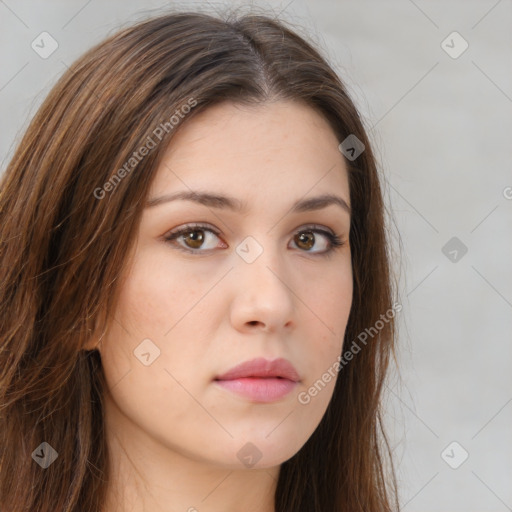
[230,233,295,323]
[235,232,288,288]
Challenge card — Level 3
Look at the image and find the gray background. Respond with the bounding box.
[1,1,511,510]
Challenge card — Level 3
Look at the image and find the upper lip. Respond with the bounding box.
[215,357,300,382]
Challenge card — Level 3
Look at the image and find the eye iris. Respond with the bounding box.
[184,229,204,249]
[295,231,314,250]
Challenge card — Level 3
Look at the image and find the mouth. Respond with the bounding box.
[213,357,300,403]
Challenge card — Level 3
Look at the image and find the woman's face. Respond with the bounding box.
[99,100,353,470]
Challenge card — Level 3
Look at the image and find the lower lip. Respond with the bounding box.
[214,377,298,402]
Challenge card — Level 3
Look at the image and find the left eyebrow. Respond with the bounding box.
[291,194,351,216]
[145,190,351,216]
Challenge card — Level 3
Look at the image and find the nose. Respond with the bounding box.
[229,244,295,334]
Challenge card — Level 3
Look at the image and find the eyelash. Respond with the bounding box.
[163,223,346,257]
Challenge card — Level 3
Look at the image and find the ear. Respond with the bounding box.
[82,314,107,351]
[83,335,101,351]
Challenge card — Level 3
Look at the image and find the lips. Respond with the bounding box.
[214,357,300,403]
[214,357,300,382]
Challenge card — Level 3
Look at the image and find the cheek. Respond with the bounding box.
[100,252,218,388]
[98,266,211,443]
[301,262,353,338]
[117,253,203,337]
[298,264,352,392]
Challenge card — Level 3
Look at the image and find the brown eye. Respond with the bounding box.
[164,224,223,253]
[294,231,315,250]
[164,223,344,256]
[182,229,205,249]
[290,226,344,255]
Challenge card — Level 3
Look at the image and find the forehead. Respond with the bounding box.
[149,100,350,209]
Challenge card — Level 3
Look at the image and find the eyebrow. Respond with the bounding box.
[145,190,351,215]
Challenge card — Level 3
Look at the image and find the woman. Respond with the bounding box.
[0,9,400,512]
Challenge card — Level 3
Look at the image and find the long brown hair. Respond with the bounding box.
[0,8,399,511]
